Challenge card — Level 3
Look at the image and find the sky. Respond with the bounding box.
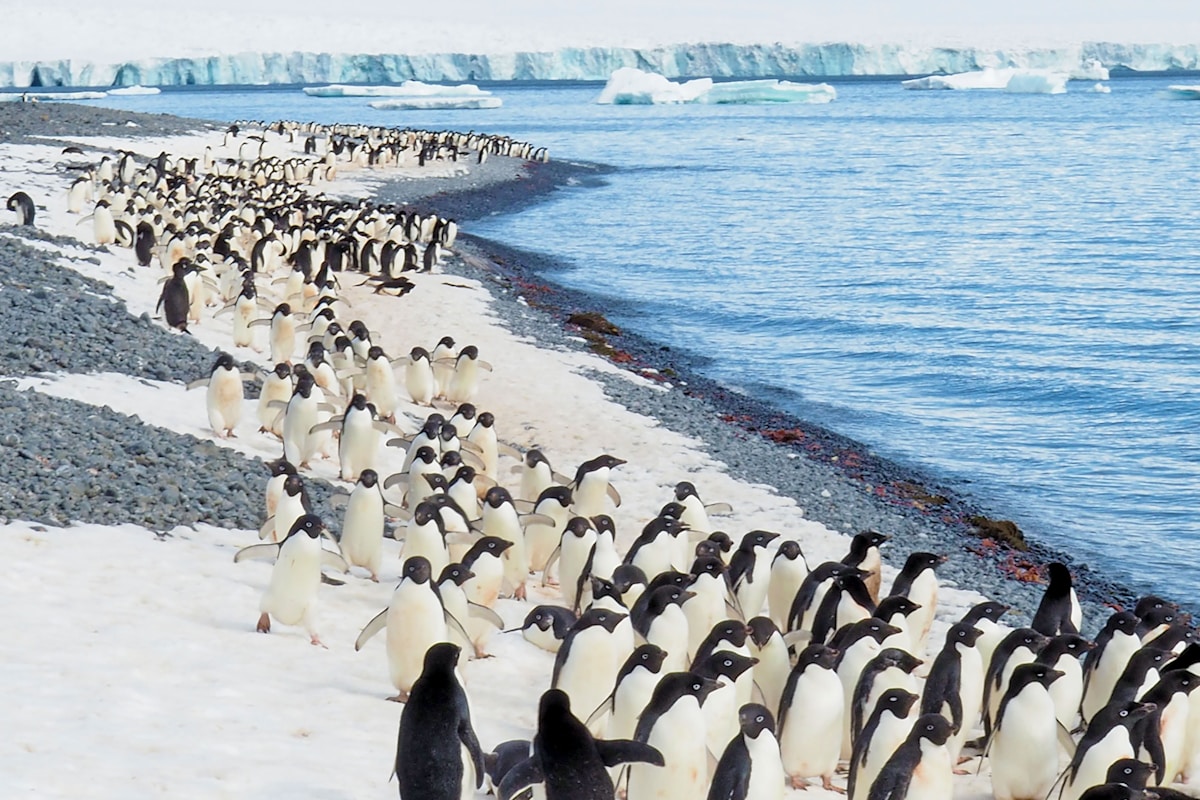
[2,0,1198,63]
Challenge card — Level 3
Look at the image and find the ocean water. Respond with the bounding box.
[87,78,1200,599]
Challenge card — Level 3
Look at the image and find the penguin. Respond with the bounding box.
[866,714,954,800]
[707,703,786,800]
[405,346,436,405]
[1082,612,1142,723]
[91,199,116,245]
[268,302,297,364]
[873,596,922,655]
[747,617,791,721]
[1037,633,1095,731]
[264,473,310,544]
[787,561,861,635]
[195,351,244,438]
[919,621,984,765]
[335,393,382,482]
[263,457,296,518]
[613,564,649,610]
[156,261,191,333]
[552,608,628,735]
[478,486,529,601]
[693,650,760,764]
[535,688,663,800]
[767,540,808,630]
[1106,647,1170,714]
[631,584,695,674]
[1031,562,1083,637]
[568,454,625,518]
[682,555,731,659]
[625,515,689,580]
[430,335,457,398]
[728,530,780,621]
[843,530,889,604]
[1059,701,1157,800]
[778,643,844,791]
[558,516,598,612]
[257,363,293,436]
[465,411,501,479]
[399,446,442,511]
[6,191,35,226]
[518,448,561,504]
[134,220,156,267]
[983,628,1050,737]
[231,282,259,348]
[851,648,923,747]
[886,552,945,656]
[394,642,484,800]
[988,663,1067,800]
[961,600,1011,678]
[514,605,576,653]
[600,644,669,741]
[848,688,920,800]
[445,344,492,404]
[1135,670,1200,786]
[525,485,573,580]
[399,498,452,577]
[339,468,386,581]
[627,672,720,800]
[354,555,457,701]
[485,740,534,797]
[436,562,482,654]
[281,370,321,468]
[832,619,903,760]
[811,571,878,645]
[233,514,344,646]
[460,535,513,613]
[672,480,732,536]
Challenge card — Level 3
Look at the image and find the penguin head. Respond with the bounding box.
[1044,633,1095,662]
[458,344,480,361]
[903,552,947,574]
[267,458,296,478]
[776,539,805,562]
[878,688,921,719]
[912,714,953,746]
[401,555,433,584]
[612,564,647,595]
[703,619,750,650]
[483,486,513,509]
[306,341,327,365]
[737,703,776,739]
[453,403,477,421]
[657,501,686,520]
[1010,663,1065,692]
[875,596,922,622]
[648,584,693,612]
[523,606,561,633]
[274,302,292,317]
[1107,611,1140,637]
[539,688,572,721]
[524,449,549,469]
[438,424,459,443]
[796,643,840,671]
[412,446,438,466]
[564,517,594,538]
[831,619,901,650]
[367,345,386,361]
[422,473,448,492]
[358,469,378,489]
[212,351,236,373]
[436,335,456,350]
[706,531,734,554]
[739,530,779,551]
[292,371,315,397]
[875,647,923,674]
[847,529,889,560]
[437,563,474,587]
[348,393,368,411]
[590,514,616,536]
[421,641,461,675]
[288,514,324,540]
[449,466,476,486]
[673,481,699,502]
[1105,701,1157,731]
[964,600,1010,625]
[946,621,983,649]
[695,651,757,682]
[283,474,305,497]
[476,411,495,429]
[747,617,781,648]
[575,607,625,634]
[411,501,443,528]
[694,540,723,560]
[589,577,624,606]
[471,536,513,560]
[1104,758,1155,789]
[689,555,725,580]
[678,673,721,706]
[628,644,667,674]
[409,346,430,362]
[1135,595,1176,620]
[1046,562,1073,591]
[1008,627,1050,655]
[348,320,370,340]
[1138,606,1177,637]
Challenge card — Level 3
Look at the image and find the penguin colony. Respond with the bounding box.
[36,121,1200,800]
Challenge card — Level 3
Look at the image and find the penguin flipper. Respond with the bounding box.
[519,513,555,527]
[704,502,734,515]
[383,503,409,519]
[468,602,504,630]
[552,472,573,485]
[458,716,486,789]
[321,549,349,573]
[1055,721,1077,759]
[584,694,615,729]
[385,436,414,449]
[866,756,913,800]
[541,544,562,586]
[707,740,750,800]
[308,420,341,435]
[444,609,472,646]
[354,608,388,651]
[460,439,484,455]
[498,442,523,459]
[233,542,280,563]
[606,484,622,507]
[512,499,535,514]
[383,472,409,489]
[460,450,486,471]
[258,517,276,540]
[595,739,664,768]
[185,378,210,390]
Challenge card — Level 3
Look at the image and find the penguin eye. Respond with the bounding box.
[755,715,765,723]
[723,659,733,667]
[1120,710,1128,717]
[925,723,935,731]
[693,682,702,691]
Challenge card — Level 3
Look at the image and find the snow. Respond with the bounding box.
[596,67,836,105]
[106,84,160,95]
[0,90,107,102]
[901,67,1069,93]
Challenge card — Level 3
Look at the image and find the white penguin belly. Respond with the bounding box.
[990,689,1060,800]
[628,700,707,800]
[340,490,384,576]
[262,541,321,626]
[207,370,243,434]
[780,668,844,779]
[386,586,447,693]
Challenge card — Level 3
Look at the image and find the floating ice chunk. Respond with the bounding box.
[902,67,1067,94]
[1072,59,1110,81]
[1165,85,1200,100]
[595,67,835,105]
[368,96,502,110]
[303,80,494,99]
[1092,83,1112,94]
[107,85,160,95]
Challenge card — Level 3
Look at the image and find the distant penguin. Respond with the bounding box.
[201,351,244,438]
[336,393,381,482]
[961,600,1011,677]
[747,616,791,720]
[767,540,809,629]
[682,556,730,658]
[518,448,558,504]
[728,530,780,621]
[445,344,491,405]
[570,454,625,518]
[1082,612,1141,723]
[1134,669,1200,786]
[156,261,191,333]
[1037,633,1094,731]
[281,370,321,468]
[919,621,984,764]
[430,335,457,398]
[1030,562,1082,637]
[848,688,920,800]
[558,516,599,612]
[850,648,923,747]
[91,199,116,244]
[479,486,529,601]
[257,363,292,436]
[887,552,945,656]
[394,642,484,800]
[832,619,903,759]
[263,457,296,518]
[631,584,694,674]
[778,643,844,791]
[692,650,760,764]
[988,663,1066,800]
[233,514,343,646]
[6,191,35,226]
[983,627,1048,738]
[134,220,155,266]
[354,555,454,701]
[268,302,297,364]
[627,672,719,800]
[843,530,889,604]
[405,346,436,406]
[339,468,386,581]
[535,688,663,800]
[525,485,573,579]
[707,703,787,800]
[865,714,954,800]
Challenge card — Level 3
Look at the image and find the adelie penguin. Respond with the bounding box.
[627,672,720,800]
[987,663,1067,800]
[843,530,889,604]
[848,688,920,800]
[866,714,954,800]
[919,621,984,766]
[157,260,192,333]
[1030,562,1082,637]
[394,642,484,800]
[707,703,787,800]
[6,191,35,226]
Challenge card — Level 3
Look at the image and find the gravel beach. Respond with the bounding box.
[0,100,1164,633]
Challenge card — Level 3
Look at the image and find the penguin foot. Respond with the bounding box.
[822,777,845,794]
[513,583,527,601]
[955,756,972,766]
[789,776,809,790]
[309,635,327,648]
[473,647,495,659]
[386,692,409,703]
[952,768,971,776]
[256,612,271,633]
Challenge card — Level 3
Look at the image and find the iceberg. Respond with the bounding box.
[303,80,495,99]
[596,67,835,105]
[0,42,1191,89]
[368,96,502,110]
[902,67,1068,94]
[107,84,160,95]
[0,90,106,102]
[1091,83,1112,94]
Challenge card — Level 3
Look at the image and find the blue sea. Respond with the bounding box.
[85,78,1200,600]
